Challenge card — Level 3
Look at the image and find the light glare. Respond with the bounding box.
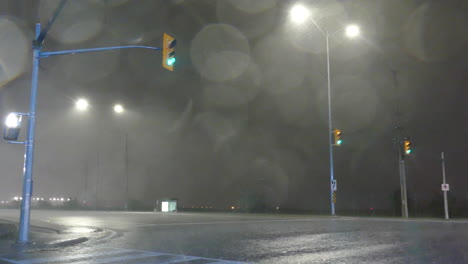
[75,98,89,111]
[167,57,176,66]
[345,24,360,38]
[113,104,124,114]
[5,113,21,128]
[290,4,310,24]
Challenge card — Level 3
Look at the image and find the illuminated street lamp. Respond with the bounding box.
[5,113,21,128]
[345,24,360,38]
[289,3,360,216]
[113,104,124,114]
[75,98,89,111]
[289,4,310,25]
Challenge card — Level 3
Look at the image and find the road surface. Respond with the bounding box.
[0,209,468,263]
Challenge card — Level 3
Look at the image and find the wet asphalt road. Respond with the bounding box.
[1,209,468,263]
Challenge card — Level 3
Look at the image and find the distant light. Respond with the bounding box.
[75,98,89,111]
[60,198,64,201]
[113,104,124,114]
[53,198,56,201]
[290,4,310,25]
[345,24,360,38]
[167,57,176,66]
[161,201,169,212]
[41,198,44,201]
[231,206,235,210]
[67,198,71,201]
[13,196,19,201]
[5,113,21,128]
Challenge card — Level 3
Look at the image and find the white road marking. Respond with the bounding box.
[0,248,135,264]
[103,247,250,263]
[0,247,250,264]
[139,255,199,264]
[72,252,164,264]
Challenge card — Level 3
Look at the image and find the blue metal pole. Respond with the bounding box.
[326,34,336,216]
[40,45,161,58]
[18,23,41,243]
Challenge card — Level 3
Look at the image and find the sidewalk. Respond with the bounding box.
[0,219,91,256]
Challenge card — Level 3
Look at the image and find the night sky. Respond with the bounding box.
[0,0,467,213]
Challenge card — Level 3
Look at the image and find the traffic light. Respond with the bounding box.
[162,33,176,71]
[333,129,342,146]
[403,140,411,155]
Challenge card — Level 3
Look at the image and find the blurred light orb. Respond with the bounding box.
[216,0,278,39]
[5,113,21,128]
[290,4,310,24]
[404,1,466,62]
[345,24,360,38]
[75,98,89,111]
[39,0,104,44]
[113,104,124,114]
[254,32,308,94]
[202,62,262,108]
[0,16,29,88]
[191,24,250,82]
[317,75,378,132]
[228,0,277,13]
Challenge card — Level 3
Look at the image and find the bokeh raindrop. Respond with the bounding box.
[191,24,250,82]
[0,16,29,89]
[39,0,104,44]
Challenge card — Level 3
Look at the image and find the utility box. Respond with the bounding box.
[159,199,177,212]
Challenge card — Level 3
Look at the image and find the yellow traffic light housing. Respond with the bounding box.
[334,129,342,146]
[404,140,411,155]
[162,33,176,71]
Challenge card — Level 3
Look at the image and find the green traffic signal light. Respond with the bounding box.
[406,149,411,154]
[167,57,176,66]
[337,140,342,145]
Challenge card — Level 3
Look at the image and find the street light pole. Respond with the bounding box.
[17,23,41,244]
[398,143,409,218]
[289,4,360,216]
[124,133,129,210]
[325,33,336,216]
[15,22,163,242]
[441,152,449,220]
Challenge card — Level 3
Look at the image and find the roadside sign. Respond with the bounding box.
[441,184,450,191]
[331,180,337,191]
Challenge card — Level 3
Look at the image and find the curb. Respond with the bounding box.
[47,237,89,248]
[1,219,91,252]
[11,237,90,252]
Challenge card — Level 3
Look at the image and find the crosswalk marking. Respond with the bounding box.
[0,247,249,264]
[137,256,199,264]
[72,252,165,264]
[0,248,136,264]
